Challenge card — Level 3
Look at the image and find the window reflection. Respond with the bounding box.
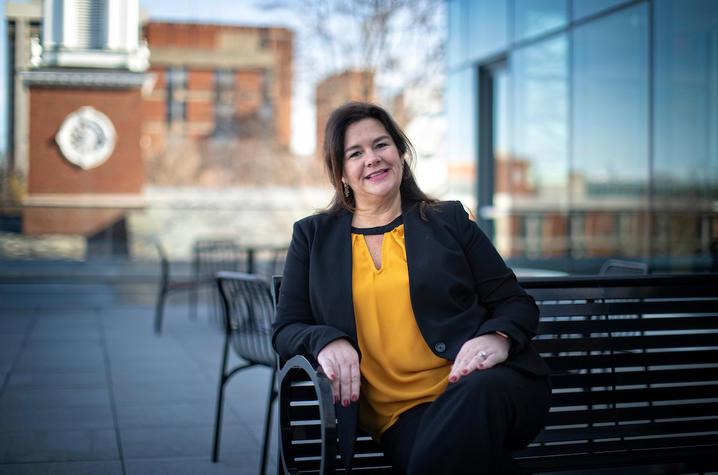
[654,0,718,202]
[573,0,630,21]
[504,35,568,258]
[447,0,467,68]
[572,3,649,257]
[514,0,567,42]
[446,68,477,205]
[467,0,508,63]
[653,0,718,263]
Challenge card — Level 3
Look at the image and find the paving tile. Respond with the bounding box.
[27,333,102,343]
[119,423,258,459]
[12,358,106,373]
[0,460,122,475]
[12,344,106,372]
[21,340,103,354]
[0,429,119,463]
[115,401,241,429]
[0,387,111,410]
[110,357,205,378]
[0,335,24,352]
[0,337,22,374]
[0,406,114,431]
[6,371,107,390]
[124,455,268,475]
[0,296,39,311]
[0,313,34,335]
[110,366,209,386]
[112,381,216,405]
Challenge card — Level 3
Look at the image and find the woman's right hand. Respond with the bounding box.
[317,339,360,407]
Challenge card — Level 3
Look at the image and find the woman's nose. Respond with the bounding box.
[365,151,380,165]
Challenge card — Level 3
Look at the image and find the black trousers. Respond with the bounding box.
[379,365,551,475]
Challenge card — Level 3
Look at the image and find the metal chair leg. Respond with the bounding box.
[154,287,167,335]
[190,282,199,321]
[260,368,278,475]
[212,332,232,462]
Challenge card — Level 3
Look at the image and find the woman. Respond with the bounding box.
[273,102,550,474]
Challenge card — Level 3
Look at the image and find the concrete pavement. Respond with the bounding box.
[0,271,278,474]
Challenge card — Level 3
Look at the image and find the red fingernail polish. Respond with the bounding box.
[343,399,349,407]
[351,395,358,402]
[461,369,468,375]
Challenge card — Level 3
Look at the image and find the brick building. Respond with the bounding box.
[3,1,298,258]
[141,22,293,185]
[315,70,374,158]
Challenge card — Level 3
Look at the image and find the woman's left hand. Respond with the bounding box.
[448,333,511,383]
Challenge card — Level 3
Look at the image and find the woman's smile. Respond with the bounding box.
[365,168,389,181]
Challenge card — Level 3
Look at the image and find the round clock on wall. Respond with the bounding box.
[56,106,117,170]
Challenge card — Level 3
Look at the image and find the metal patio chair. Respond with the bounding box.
[212,271,277,475]
[154,240,197,334]
[599,258,649,275]
[154,239,244,334]
[192,239,245,326]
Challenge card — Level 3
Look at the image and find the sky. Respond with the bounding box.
[0,0,315,157]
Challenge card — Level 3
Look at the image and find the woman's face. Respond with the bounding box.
[342,118,403,208]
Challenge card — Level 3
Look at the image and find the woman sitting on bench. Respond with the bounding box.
[273,101,551,474]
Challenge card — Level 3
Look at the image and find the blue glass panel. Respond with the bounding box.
[654,0,718,202]
[514,0,567,42]
[571,4,649,258]
[572,4,649,200]
[507,35,569,258]
[447,0,468,68]
[573,0,632,21]
[511,35,568,201]
[467,0,508,62]
[446,67,477,199]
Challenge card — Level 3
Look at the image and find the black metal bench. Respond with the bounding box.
[277,274,718,474]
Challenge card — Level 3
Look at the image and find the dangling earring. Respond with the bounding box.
[343,182,350,198]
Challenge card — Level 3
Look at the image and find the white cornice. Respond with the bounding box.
[23,194,147,208]
[19,69,152,88]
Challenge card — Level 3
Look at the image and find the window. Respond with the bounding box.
[572,0,630,21]
[467,0,508,63]
[514,0,567,42]
[214,68,235,136]
[510,35,569,257]
[653,0,718,258]
[166,66,187,123]
[572,3,649,256]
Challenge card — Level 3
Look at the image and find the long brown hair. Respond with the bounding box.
[323,101,436,216]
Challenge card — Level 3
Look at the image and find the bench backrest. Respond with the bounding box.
[279,274,718,474]
[517,273,718,472]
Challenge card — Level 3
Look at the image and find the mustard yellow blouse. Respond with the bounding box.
[351,218,451,439]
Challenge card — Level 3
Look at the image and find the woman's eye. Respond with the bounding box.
[376,142,388,149]
[348,151,361,159]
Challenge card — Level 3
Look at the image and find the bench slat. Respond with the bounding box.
[549,366,718,388]
[542,349,718,371]
[545,401,718,426]
[534,299,718,318]
[549,383,718,406]
[537,315,718,334]
[534,333,718,353]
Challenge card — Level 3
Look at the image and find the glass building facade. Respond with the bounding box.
[447,0,718,273]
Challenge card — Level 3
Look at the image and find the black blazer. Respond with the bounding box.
[272,200,549,467]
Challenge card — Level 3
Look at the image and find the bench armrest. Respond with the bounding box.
[278,355,337,474]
